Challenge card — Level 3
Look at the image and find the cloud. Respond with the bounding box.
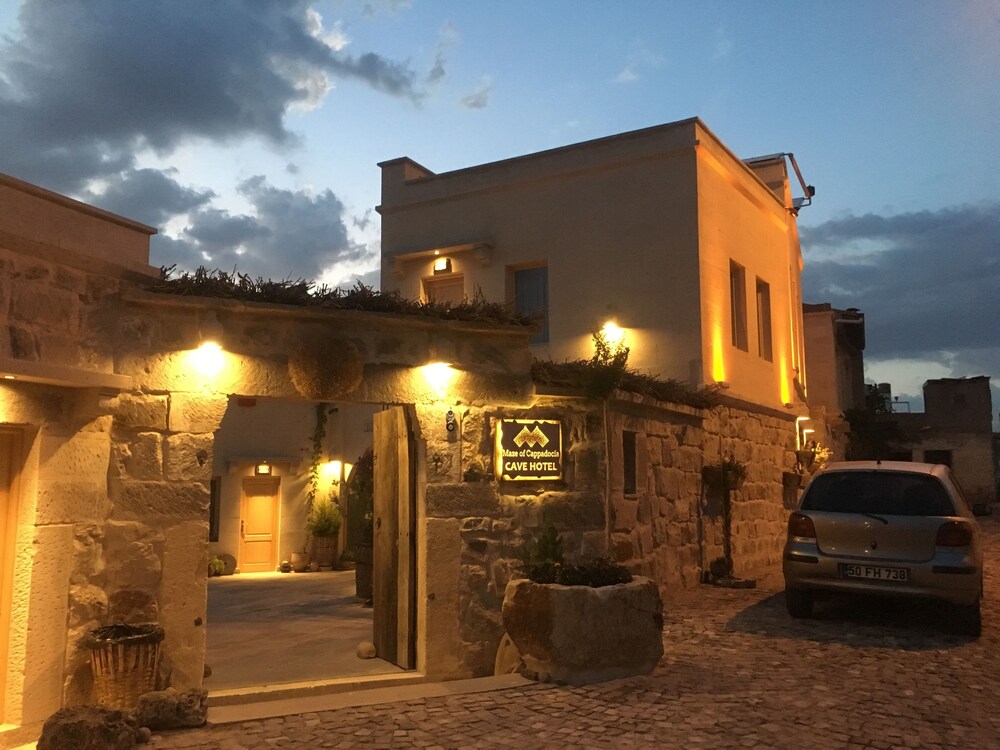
[155,176,372,283]
[82,169,215,228]
[426,22,458,86]
[712,26,733,60]
[801,203,1000,362]
[460,77,493,109]
[612,42,663,84]
[0,0,426,194]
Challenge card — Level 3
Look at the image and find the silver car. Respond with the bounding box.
[783,461,986,635]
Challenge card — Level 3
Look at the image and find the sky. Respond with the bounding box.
[1,0,998,422]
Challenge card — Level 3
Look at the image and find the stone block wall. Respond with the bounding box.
[702,403,797,578]
[605,392,797,591]
[0,246,122,371]
[423,398,608,677]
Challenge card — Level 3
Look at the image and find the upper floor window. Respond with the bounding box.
[756,278,773,362]
[511,265,549,344]
[423,274,464,306]
[729,261,748,351]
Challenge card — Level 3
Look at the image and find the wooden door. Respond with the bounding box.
[373,406,416,669]
[239,476,280,573]
[0,430,22,723]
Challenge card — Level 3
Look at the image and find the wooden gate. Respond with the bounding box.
[372,406,416,669]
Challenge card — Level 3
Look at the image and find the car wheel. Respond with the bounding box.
[952,599,981,637]
[785,588,814,619]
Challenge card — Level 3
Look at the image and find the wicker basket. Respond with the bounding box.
[84,624,164,711]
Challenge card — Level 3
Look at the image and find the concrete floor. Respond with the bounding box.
[205,569,403,690]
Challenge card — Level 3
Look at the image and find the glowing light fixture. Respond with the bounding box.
[601,320,625,348]
[255,462,272,476]
[421,361,456,399]
[200,310,224,347]
[433,257,452,274]
[321,460,343,483]
[2,375,14,380]
[191,310,226,377]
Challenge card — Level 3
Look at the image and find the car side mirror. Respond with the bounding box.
[972,503,992,517]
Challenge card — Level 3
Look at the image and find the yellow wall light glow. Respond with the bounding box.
[779,355,791,405]
[600,320,626,348]
[189,342,225,378]
[321,460,343,483]
[710,324,726,383]
[420,362,457,399]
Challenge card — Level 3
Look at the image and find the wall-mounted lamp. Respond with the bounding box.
[321,460,343,484]
[200,310,224,347]
[255,462,272,476]
[421,362,456,399]
[433,257,452,274]
[191,310,226,377]
[600,319,626,348]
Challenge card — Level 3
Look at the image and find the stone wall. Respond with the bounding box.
[605,392,797,591]
[703,402,798,578]
[421,397,608,678]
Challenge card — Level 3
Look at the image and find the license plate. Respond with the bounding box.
[839,564,909,582]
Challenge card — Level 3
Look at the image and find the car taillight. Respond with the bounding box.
[787,512,816,539]
[936,521,973,547]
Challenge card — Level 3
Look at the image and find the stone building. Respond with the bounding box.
[0,171,797,744]
[378,118,813,417]
[888,377,996,505]
[801,303,866,458]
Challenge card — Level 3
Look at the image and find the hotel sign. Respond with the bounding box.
[495,418,563,481]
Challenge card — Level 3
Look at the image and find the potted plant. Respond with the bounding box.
[722,457,746,489]
[500,524,663,684]
[306,496,342,569]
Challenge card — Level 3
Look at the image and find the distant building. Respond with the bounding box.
[888,377,996,505]
[801,304,866,458]
[378,118,811,415]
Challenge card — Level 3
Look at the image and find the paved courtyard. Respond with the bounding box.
[149,517,1000,749]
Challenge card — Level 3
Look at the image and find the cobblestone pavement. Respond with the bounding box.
[150,518,1000,749]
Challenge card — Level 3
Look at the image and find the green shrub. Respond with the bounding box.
[306,498,342,538]
[552,558,632,587]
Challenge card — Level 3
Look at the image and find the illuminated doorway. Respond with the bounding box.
[0,430,22,724]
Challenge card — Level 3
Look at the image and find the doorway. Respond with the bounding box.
[0,430,22,723]
[205,399,418,691]
[239,476,280,574]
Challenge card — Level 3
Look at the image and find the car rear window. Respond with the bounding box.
[800,471,956,516]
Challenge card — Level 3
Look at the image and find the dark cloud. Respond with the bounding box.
[0,0,426,194]
[82,169,215,228]
[460,78,492,110]
[801,203,1000,361]
[153,176,370,282]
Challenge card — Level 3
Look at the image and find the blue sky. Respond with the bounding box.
[1,0,998,420]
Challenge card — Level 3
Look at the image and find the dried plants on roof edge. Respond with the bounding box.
[149,266,536,326]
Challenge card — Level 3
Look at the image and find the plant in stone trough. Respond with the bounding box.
[519,522,564,583]
[519,524,632,588]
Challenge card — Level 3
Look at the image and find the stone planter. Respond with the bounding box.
[501,577,663,685]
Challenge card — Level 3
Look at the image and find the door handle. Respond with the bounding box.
[241,520,245,537]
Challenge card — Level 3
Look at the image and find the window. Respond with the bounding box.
[423,274,464,305]
[729,261,748,351]
[511,265,549,344]
[755,278,773,362]
[623,431,637,495]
